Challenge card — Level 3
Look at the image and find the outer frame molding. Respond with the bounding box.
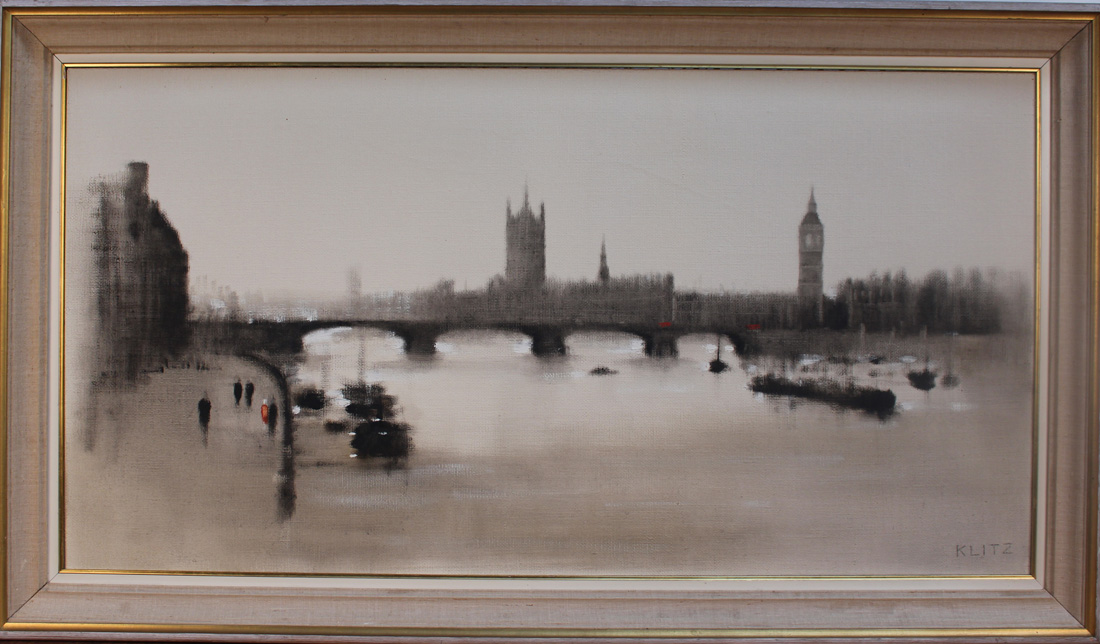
[1,5,1097,641]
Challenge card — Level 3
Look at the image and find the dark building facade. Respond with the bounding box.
[92,162,190,380]
[797,189,825,326]
[505,188,546,289]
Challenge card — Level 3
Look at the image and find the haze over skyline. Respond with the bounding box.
[65,66,1037,300]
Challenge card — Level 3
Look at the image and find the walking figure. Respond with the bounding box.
[244,381,255,408]
[233,379,243,406]
[267,401,279,436]
[197,393,212,446]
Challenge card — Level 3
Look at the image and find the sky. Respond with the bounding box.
[64,65,1037,299]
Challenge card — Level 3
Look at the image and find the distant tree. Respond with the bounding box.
[835,267,1010,335]
[916,269,950,332]
[823,294,848,330]
[893,269,912,333]
[226,290,241,321]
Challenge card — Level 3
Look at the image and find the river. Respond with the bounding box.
[64,329,1036,577]
[283,328,1034,576]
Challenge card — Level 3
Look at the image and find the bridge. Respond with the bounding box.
[201,317,759,359]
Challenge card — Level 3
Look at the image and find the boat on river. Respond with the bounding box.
[351,419,411,468]
[344,381,410,468]
[907,368,937,391]
[708,335,729,373]
[750,374,896,417]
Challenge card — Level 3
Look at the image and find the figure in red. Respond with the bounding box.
[260,399,269,425]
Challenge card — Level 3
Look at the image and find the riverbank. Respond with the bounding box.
[64,355,290,571]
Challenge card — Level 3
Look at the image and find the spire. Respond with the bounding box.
[801,186,822,226]
[506,198,512,217]
[514,182,535,217]
[598,236,610,284]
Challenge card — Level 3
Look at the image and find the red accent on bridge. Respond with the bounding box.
[746,324,762,330]
[658,322,672,328]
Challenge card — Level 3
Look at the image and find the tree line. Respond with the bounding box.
[825,267,1029,335]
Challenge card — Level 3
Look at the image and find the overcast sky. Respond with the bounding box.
[65,66,1036,299]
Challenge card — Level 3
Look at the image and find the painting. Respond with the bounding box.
[61,64,1038,578]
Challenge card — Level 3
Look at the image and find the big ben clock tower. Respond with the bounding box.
[798,188,825,325]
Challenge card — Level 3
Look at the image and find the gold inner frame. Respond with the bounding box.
[53,61,1045,584]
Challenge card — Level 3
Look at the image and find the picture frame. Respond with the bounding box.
[1,3,1097,641]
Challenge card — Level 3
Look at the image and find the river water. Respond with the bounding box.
[65,329,1035,577]
[280,328,1034,576]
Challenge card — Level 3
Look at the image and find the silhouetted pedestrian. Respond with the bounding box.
[198,394,212,427]
[244,381,255,407]
[233,379,243,406]
[267,401,279,435]
[198,393,212,446]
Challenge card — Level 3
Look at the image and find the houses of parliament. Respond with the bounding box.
[501,185,825,325]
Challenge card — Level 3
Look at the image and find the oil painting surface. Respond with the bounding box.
[63,67,1036,576]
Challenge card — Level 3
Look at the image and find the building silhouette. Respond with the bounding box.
[505,187,546,290]
[797,188,825,326]
[92,162,190,380]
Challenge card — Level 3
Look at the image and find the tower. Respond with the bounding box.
[505,186,546,289]
[798,188,824,325]
[598,237,610,284]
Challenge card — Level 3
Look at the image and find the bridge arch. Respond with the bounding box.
[493,324,689,358]
[581,325,680,358]
[433,328,533,356]
[716,330,754,356]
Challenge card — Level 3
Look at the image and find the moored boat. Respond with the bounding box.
[750,374,896,417]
